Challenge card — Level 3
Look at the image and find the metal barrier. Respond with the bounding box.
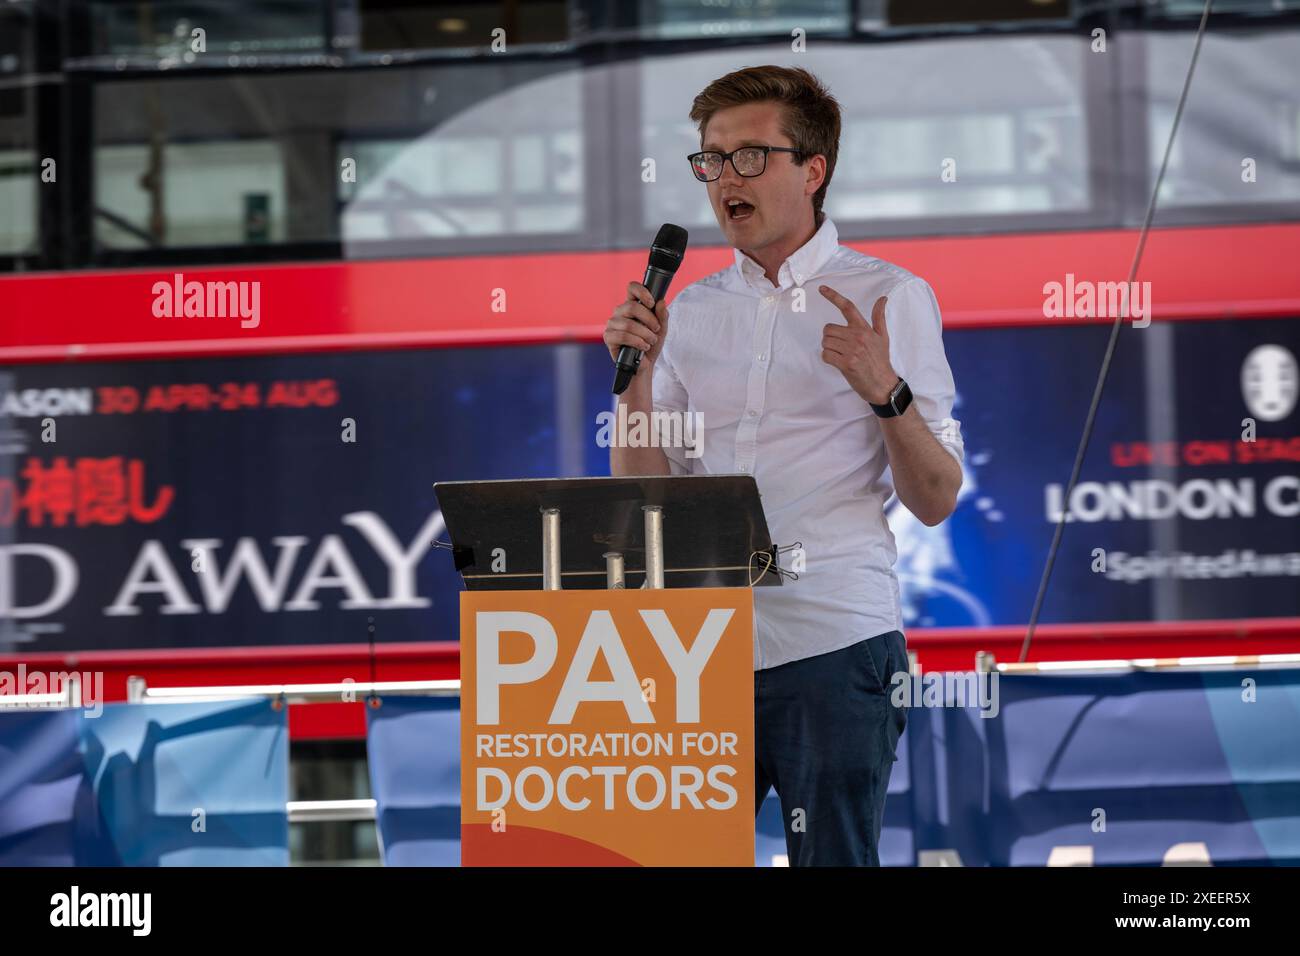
[287,799,377,824]
[0,674,87,710]
[126,677,461,831]
[9,650,1299,710]
[127,677,461,705]
[989,652,1300,674]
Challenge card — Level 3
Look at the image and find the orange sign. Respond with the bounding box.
[460,587,754,866]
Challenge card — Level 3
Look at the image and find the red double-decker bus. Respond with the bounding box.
[3,0,1298,861]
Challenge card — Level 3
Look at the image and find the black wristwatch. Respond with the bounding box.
[869,378,913,418]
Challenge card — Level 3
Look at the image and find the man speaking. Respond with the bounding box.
[603,65,964,866]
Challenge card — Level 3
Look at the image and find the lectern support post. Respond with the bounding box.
[643,505,664,589]
[603,551,625,589]
[541,507,561,591]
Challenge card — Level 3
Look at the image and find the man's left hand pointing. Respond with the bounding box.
[818,286,898,406]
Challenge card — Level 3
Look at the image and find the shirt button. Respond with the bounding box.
[763,295,774,304]
[739,464,750,473]
[795,272,803,282]
[757,353,767,362]
[747,409,757,418]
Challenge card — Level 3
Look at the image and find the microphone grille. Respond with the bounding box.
[648,223,689,273]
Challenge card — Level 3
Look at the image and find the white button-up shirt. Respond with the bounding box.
[653,216,964,670]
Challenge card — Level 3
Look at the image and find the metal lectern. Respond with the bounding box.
[433,474,782,592]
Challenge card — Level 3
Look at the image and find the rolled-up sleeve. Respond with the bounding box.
[886,277,964,465]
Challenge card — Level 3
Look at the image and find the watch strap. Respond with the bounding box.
[869,378,912,418]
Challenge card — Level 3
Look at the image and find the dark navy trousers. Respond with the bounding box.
[754,631,909,866]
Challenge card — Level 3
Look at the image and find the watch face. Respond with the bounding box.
[872,379,907,416]
[891,380,911,415]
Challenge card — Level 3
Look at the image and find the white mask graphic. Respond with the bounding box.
[1241,345,1297,422]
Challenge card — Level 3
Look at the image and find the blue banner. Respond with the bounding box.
[910,667,1300,866]
[366,667,1300,866]
[365,696,460,867]
[0,698,289,866]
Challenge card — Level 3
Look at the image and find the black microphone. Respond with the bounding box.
[612,223,689,395]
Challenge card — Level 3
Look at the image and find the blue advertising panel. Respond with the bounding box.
[1,317,1296,655]
[0,346,580,653]
[928,318,1300,629]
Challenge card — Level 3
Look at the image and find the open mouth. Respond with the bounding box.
[726,200,755,222]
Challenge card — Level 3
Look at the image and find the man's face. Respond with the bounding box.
[700,101,821,251]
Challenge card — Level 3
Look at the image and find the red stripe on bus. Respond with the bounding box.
[2,223,1298,363]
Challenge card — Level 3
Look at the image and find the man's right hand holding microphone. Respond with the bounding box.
[604,281,672,476]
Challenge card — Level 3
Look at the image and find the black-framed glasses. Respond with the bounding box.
[686,145,804,182]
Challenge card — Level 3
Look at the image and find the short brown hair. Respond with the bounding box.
[689,65,841,227]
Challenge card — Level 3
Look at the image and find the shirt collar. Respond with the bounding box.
[732,215,839,293]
